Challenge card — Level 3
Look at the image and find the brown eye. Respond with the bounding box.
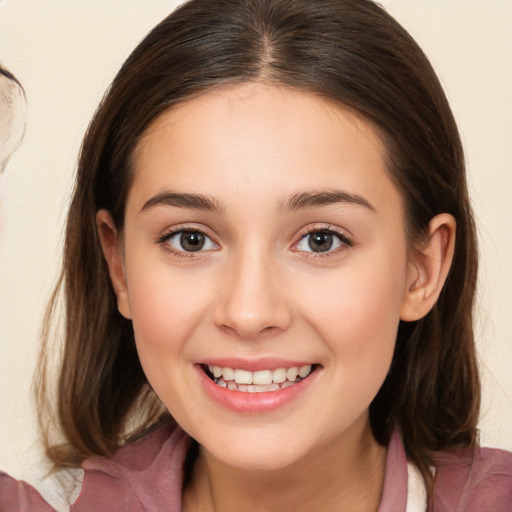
[296,229,351,254]
[308,232,334,252]
[180,231,205,252]
[164,230,217,253]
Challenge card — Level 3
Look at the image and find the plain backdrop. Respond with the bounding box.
[0,0,511,485]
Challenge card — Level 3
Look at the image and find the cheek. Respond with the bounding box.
[303,252,406,329]
[124,255,212,366]
[124,265,215,418]
[299,250,408,390]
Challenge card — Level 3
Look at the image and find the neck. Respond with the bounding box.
[182,419,386,512]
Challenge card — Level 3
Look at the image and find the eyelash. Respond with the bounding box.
[292,225,354,259]
[157,225,218,259]
[156,224,353,259]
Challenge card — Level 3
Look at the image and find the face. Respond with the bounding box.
[107,83,417,470]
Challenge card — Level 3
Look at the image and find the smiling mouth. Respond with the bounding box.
[201,364,316,393]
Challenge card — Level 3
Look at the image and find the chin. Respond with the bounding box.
[197,425,316,471]
[214,445,303,471]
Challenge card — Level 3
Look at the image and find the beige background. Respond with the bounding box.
[0,0,511,485]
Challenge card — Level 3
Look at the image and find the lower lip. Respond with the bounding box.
[195,365,319,413]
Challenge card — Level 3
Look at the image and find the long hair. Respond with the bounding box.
[37,0,479,491]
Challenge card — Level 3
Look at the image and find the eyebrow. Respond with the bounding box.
[140,191,224,213]
[281,189,375,213]
[140,188,375,215]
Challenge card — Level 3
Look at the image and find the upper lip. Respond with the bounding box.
[198,357,317,372]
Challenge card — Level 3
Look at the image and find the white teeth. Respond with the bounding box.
[249,383,280,393]
[298,365,312,378]
[286,367,299,381]
[222,367,235,381]
[220,381,287,393]
[252,369,273,385]
[234,369,253,385]
[209,363,315,392]
[272,367,287,383]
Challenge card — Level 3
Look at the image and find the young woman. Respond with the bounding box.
[1,0,510,510]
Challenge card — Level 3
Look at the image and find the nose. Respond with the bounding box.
[213,249,292,339]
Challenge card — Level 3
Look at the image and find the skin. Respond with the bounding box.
[98,82,455,512]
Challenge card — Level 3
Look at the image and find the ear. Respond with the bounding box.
[400,213,456,322]
[96,209,132,319]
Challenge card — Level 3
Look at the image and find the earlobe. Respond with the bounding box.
[96,209,132,319]
[400,214,456,322]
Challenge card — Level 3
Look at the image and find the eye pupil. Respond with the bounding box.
[308,232,333,252]
[180,231,205,252]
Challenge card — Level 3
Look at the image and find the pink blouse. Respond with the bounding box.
[1,425,511,511]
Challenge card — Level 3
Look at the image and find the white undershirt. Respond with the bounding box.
[30,466,83,512]
[406,462,428,512]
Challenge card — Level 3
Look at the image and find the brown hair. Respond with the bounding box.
[37,0,479,491]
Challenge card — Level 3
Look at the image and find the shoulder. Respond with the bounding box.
[432,445,512,512]
[0,471,56,511]
[71,422,189,512]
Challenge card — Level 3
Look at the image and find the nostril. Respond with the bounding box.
[218,323,284,339]
[260,326,280,335]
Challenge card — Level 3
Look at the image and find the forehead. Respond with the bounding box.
[129,82,402,215]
